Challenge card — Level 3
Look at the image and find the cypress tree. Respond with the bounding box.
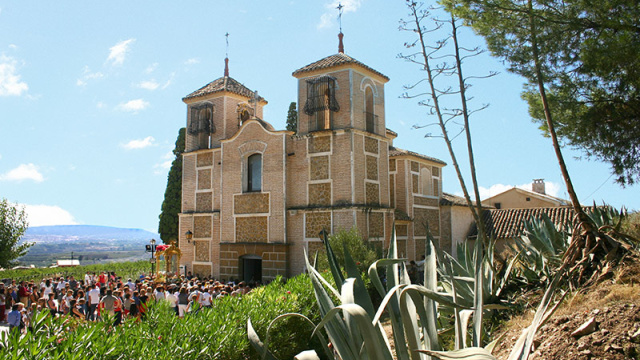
[158,127,186,244]
[286,102,297,133]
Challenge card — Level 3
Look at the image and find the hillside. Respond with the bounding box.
[23,225,159,242]
[18,225,159,267]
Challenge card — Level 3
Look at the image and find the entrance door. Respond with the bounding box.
[241,255,262,283]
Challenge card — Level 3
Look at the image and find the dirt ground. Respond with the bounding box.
[493,260,640,360]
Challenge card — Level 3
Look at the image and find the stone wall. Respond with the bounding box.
[195,240,210,262]
[309,183,331,206]
[366,182,380,204]
[234,193,269,214]
[192,264,212,278]
[364,136,379,154]
[194,215,212,238]
[310,156,329,180]
[309,135,331,153]
[305,212,331,239]
[196,192,212,212]
[366,155,378,180]
[197,152,213,167]
[235,217,268,242]
[413,208,440,236]
[368,212,384,239]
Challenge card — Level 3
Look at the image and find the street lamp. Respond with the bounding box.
[185,230,193,244]
[150,238,156,277]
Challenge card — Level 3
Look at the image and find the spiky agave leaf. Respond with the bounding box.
[247,318,278,360]
[506,270,565,360]
[261,313,333,360]
[304,249,358,359]
[312,303,393,360]
[472,237,484,347]
[418,347,497,360]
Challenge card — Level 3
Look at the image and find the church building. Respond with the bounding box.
[178,33,449,282]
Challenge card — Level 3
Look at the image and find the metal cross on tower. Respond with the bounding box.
[225,32,229,58]
[337,3,344,32]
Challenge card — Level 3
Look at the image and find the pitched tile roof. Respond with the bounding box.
[183,76,265,102]
[440,192,489,207]
[468,207,581,239]
[292,53,389,80]
[389,146,447,165]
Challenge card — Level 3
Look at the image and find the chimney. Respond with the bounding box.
[532,179,545,195]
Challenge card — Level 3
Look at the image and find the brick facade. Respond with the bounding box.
[178,49,448,281]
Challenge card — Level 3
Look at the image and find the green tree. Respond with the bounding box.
[447,0,635,281]
[0,198,32,268]
[449,0,640,185]
[158,127,186,244]
[286,102,297,133]
[316,228,379,272]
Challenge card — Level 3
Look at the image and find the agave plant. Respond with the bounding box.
[248,224,564,360]
[511,214,571,284]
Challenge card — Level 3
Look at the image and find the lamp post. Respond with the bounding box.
[150,238,156,277]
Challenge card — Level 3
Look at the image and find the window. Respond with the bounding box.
[495,202,501,209]
[365,86,375,133]
[420,167,433,196]
[188,103,215,149]
[303,75,339,132]
[247,154,262,192]
[526,197,531,202]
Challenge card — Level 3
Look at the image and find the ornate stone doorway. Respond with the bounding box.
[240,254,262,283]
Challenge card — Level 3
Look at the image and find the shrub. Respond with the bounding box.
[0,274,320,360]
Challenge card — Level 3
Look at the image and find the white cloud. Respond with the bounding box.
[0,54,29,96]
[145,63,158,74]
[318,0,363,29]
[23,204,78,226]
[0,163,44,182]
[161,72,175,89]
[8,44,17,50]
[106,38,135,66]
[479,181,561,199]
[121,136,155,150]
[76,66,104,87]
[96,101,106,109]
[136,79,159,90]
[116,98,149,113]
[184,58,199,65]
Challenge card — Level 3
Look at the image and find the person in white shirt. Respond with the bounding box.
[86,285,101,321]
[56,279,67,300]
[126,279,136,291]
[84,272,92,286]
[165,288,178,316]
[199,288,212,308]
[153,287,166,302]
[42,279,54,298]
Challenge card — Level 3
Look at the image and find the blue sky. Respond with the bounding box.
[0,1,637,232]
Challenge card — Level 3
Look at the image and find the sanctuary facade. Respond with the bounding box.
[178,36,451,282]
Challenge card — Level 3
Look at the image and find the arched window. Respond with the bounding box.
[247,154,262,192]
[420,167,433,196]
[365,87,375,133]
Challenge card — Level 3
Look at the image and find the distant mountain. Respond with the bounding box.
[24,225,159,242]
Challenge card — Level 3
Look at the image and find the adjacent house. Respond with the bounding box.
[177,34,454,282]
[482,179,570,209]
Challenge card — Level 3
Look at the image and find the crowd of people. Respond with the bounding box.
[0,271,255,334]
